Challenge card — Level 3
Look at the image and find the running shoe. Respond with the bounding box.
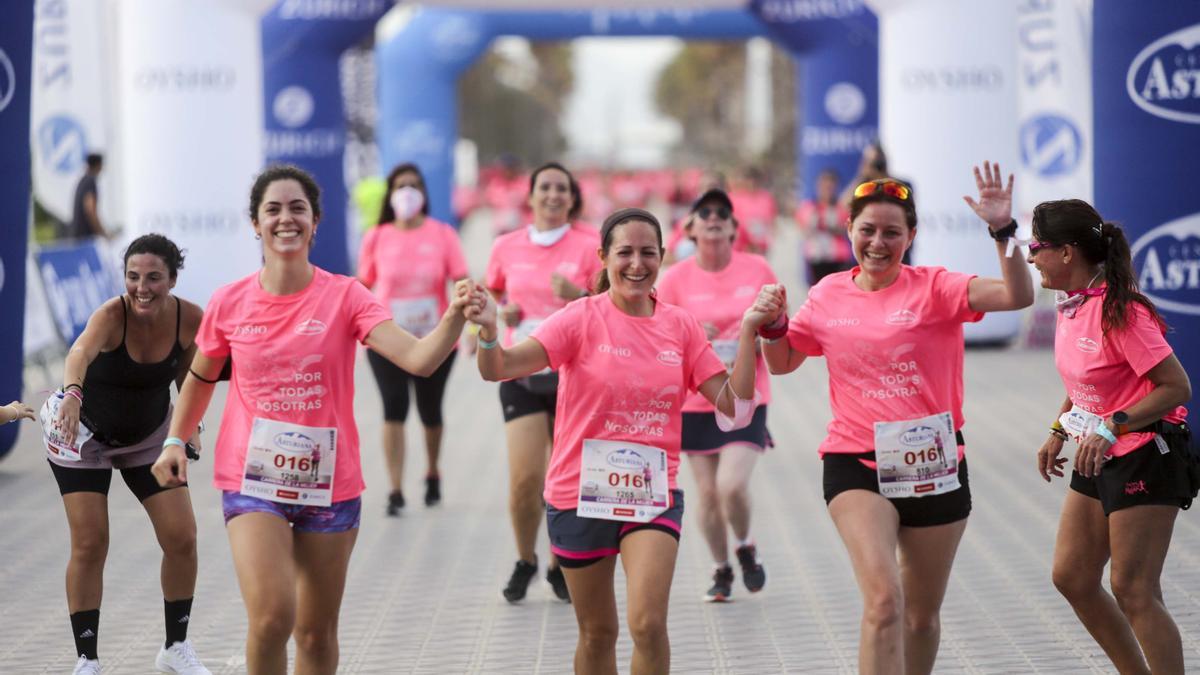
[386,490,405,517]
[72,656,101,675]
[502,558,538,603]
[546,565,571,603]
[736,544,766,593]
[155,639,211,674]
[704,564,735,603]
[424,475,441,506]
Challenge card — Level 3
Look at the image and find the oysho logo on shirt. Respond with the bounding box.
[295,318,327,335]
[598,343,631,358]
[1075,337,1100,353]
[656,350,683,366]
[886,309,918,326]
[734,285,756,297]
[826,318,860,327]
[234,324,267,336]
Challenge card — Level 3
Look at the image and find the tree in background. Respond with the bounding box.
[459,42,574,166]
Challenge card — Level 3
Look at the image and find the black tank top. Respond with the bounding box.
[80,297,184,446]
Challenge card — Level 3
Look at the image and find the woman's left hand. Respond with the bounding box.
[744,284,787,331]
[962,160,1014,231]
[1074,426,1113,478]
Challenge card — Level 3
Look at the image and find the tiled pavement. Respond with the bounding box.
[3,221,1199,673]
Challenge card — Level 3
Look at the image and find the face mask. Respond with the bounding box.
[1055,269,1105,318]
[390,186,424,221]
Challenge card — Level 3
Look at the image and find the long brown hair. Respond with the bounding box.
[1032,199,1165,333]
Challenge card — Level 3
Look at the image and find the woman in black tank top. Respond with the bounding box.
[48,234,212,673]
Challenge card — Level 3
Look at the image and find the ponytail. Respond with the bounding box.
[1099,221,1165,333]
[595,269,611,294]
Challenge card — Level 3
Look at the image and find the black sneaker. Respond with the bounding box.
[503,559,538,603]
[705,564,734,603]
[386,490,405,517]
[424,475,441,506]
[546,565,571,603]
[736,544,766,593]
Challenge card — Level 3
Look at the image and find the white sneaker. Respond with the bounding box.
[72,655,101,674]
[155,640,211,674]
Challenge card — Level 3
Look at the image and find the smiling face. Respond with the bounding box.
[528,167,575,227]
[253,179,318,258]
[849,202,914,277]
[124,253,175,316]
[1026,241,1073,290]
[603,219,662,302]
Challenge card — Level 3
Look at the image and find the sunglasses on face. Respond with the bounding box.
[1028,240,1067,254]
[697,206,731,220]
[852,180,911,202]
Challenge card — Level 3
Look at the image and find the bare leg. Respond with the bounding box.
[561,557,619,675]
[506,413,552,563]
[382,421,406,494]
[62,492,109,613]
[293,528,358,675]
[715,444,759,542]
[140,487,198,601]
[423,424,444,478]
[1109,505,1182,675]
[828,490,904,675]
[227,513,296,675]
[1052,490,1149,674]
[685,453,727,563]
[621,530,679,675]
[897,518,967,675]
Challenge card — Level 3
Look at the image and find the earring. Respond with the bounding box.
[255,234,261,240]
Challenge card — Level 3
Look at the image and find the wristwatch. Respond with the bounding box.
[1111,411,1130,436]
[988,219,1018,241]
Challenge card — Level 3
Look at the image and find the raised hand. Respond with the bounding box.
[550,272,584,301]
[962,161,1014,231]
[744,284,788,330]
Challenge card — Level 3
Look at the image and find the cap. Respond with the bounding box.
[690,188,733,214]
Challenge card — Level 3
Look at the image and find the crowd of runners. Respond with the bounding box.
[7,156,1193,675]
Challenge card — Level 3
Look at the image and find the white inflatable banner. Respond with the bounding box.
[870,0,1022,342]
[30,0,112,224]
[115,0,273,307]
[1016,0,1093,220]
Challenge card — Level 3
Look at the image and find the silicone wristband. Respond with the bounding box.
[163,436,186,450]
[1094,424,1117,445]
[478,335,499,350]
[758,315,789,341]
[63,388,83,403]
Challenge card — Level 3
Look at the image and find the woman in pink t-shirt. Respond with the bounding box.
[468,206,769,673]
[1029,199,1193,674]
[358,162,469,514]
[151,165,473,674]
[657,187,777,603]
[759,163,1034,674]
[483,161,601,604]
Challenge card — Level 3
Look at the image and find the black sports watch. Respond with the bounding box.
[1111,411,1130,436]
[988,219,1018,241]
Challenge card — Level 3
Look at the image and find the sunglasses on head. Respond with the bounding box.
[852,180,911,202]
[697,206,731,220]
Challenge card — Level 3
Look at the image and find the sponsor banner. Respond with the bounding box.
[34,240,122,345]
[262,1,390,275]
[1094,1,1200,420]
[30,0,112,224]
[1,0,34,458]
[115,0,272,307]
[1015,0,1093,221]
[871,0,1021,342]
[750,0,878,199]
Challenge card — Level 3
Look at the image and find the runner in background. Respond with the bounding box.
[485,161,600,604]
[359,162,469,513]
[151,165,474,674]
[728,166,778,255]
[657,188,777,603]
[46,234,209,675]
[760,163,1033,674]
[1030,199,1193,675]
[795,168,852,287]
[468,206,769,673]
[664,170,727,266]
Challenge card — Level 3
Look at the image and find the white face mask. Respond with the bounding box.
[390,186,425,221]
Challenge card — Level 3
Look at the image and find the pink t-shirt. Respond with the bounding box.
[786,266,984,456]
[729,188,778,251]
[357,218,468,335]
[656,251,777,412]
[1054,293,1186,457]
[196,267,392,502]
[533,294,728,509]
[484,226,602,346]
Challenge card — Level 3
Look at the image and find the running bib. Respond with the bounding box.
[712,339,738,371]
[391,296,439,338]
[874,411,959,498]
[1059,406,1104,443]
[241,418,337,506]
[577,439,669,523]
[39,394,93,462]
